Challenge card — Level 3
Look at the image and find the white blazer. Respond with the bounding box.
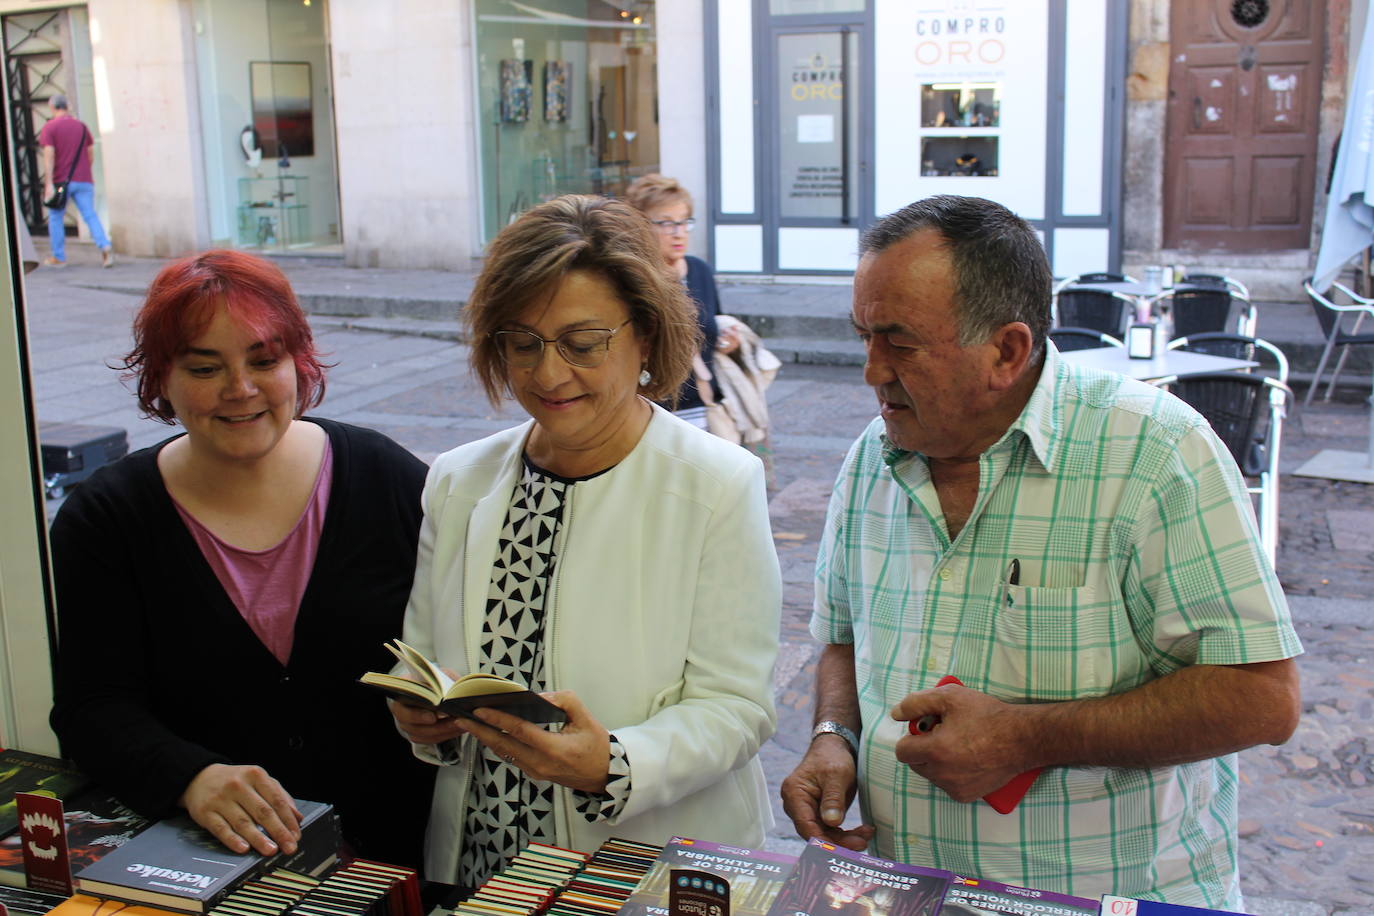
[402,405,782,882]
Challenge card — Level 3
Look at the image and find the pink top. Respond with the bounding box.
[173,439,333,665]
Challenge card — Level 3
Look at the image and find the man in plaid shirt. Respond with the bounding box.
[781,196,1301,908]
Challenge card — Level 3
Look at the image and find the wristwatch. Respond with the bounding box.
[811,720,860,760]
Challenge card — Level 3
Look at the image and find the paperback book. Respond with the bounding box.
[0,750,91,837]
[942,876,1098,915]
[1100,897,1252,915]
[0,786,152,887]
[73,799,337,914]
[616,838,797,916]
[763,839,952,916]
[359,640,567,724]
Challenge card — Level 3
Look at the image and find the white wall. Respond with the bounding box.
[657,0,709,258]
[328,0,479,269]
[87,0,206,256]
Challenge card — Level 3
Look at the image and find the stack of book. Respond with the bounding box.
[208,868,322,916]
[0,785,153,889]
[277,859,422,916]
[454,843,589,916]
[544,838,660,916]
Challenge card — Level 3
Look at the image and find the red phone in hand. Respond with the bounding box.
[908,674,1042,814]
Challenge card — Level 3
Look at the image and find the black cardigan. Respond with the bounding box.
[674,254,722,411]
[48,418,435,868]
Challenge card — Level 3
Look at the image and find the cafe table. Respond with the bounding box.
[1058,345,1256,381]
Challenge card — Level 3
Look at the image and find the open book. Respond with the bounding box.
[359,639,568,725]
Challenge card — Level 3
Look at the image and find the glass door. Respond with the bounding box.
[769,25,864,272]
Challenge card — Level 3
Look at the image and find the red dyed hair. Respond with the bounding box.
[122,249,326,423]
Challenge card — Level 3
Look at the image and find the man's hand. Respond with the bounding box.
[891,684,1035,803]
[780,735,874,851]
[179,763,301,856]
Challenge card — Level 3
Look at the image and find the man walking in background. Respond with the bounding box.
[39,94,112,268]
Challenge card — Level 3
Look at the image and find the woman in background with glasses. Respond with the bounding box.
[625,174,737,427]
[390,195,780,888]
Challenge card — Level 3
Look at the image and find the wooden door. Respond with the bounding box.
[1163,0,1324,251]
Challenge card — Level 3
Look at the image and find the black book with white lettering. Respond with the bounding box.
[616,837,798,916]
[73,799,337,914]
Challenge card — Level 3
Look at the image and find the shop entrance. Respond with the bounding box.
[763,21,867,272]
[2,9,93,237]
[1162,0,1324,251]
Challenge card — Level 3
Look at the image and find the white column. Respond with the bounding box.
[329,0,479,269]
[657,0,709,257]
[87,0,207,256]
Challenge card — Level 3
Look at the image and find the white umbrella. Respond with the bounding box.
[1295,11,1374,482]
[1313,12,1374,293]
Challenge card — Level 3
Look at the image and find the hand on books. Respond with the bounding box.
[780,738,875,852]
[890,684,1033,803]
[462,690,612,794]
[179,763,303,857]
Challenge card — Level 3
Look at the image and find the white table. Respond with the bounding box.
[1059,346,1257,381]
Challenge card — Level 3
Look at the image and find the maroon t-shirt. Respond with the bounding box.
[38,115,93,184]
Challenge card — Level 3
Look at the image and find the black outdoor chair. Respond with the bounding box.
[1149,371,1292,566]
[1049,327,1124,352]
[1159,287,1257,339]
[1070,272,1138,284]
[1053,288,1135,338]
[1302,279,1374,407]
[1182,273,1251,300]
[1166,333,1289,382]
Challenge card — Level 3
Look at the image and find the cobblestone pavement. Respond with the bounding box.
[22,267,1374,914]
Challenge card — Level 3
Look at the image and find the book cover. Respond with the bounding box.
[1100,897,1252,915]
[0,786,152,887]
[943,875,1098,915]
[763,839,951,916]
[0,750,92,837]
[46,892,189,916]
[0,882,69,915]
[616,838,797,916]
[74,799,336,914]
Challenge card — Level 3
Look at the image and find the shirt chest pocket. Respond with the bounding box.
[989,581,1130,702]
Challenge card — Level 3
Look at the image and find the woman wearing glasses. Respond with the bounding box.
[625,174,737,427]
[390,195,780,887]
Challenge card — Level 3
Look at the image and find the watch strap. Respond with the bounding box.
[811,720,859,759]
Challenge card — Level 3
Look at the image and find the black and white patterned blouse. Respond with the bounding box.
[457,456,631,887]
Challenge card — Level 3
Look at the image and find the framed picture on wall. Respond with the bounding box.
[500,59,533,122]
[250,61,314,157]
[544,61,570,122]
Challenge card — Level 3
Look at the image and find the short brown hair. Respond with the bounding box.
[123,249,326,423]
[465,195,701,406]
[624,174,693,216]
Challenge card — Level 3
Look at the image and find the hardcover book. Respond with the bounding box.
[616,837,797,916]
[359,639,567,725]
[943,876,1098,915]
[0,750,92,837]
[74,799,337,914]
[763,838,951,916]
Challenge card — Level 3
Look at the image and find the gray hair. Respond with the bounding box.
[50,94,68,110]
[859,195,1051,362]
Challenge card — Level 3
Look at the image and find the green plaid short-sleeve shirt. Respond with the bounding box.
[811,344,1302,908]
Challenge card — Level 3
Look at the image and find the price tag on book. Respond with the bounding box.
[15,792,74,896]
[668,869,729,916]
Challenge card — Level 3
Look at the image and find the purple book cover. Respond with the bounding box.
[764,838,952,916]
[616,837,797,916]
[943,875,1098,915]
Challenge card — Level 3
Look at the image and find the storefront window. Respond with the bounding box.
[474,0,660,245]
[918,81,1001,177]
[192,0,341,252]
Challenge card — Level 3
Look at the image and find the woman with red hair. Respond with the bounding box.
[48,249,433,868]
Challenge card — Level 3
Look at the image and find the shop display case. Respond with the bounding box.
[236,176,310,249]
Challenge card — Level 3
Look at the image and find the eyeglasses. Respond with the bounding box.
[491,319,634,369]
[650,218,695,234]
